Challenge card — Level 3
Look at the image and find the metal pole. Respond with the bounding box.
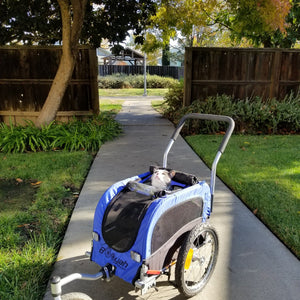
[143,52,147,96]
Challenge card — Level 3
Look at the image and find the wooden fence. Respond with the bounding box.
[0,46,99,125]
[184,47,300,106]
[99,65,184,79]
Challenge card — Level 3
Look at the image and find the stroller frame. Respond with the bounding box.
[50,113,234,300]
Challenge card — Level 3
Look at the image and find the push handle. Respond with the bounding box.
[163,113,235,214]
[171,113,235,154]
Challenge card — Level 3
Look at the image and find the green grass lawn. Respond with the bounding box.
[151,99,165,114]
[185,134,300,258]
[99,98,123,113]
[99,88,168,97]
[0,151,93,299]
[0,102,121,299]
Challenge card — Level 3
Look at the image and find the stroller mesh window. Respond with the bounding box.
[151,197,203,253]
[102,187,154,252]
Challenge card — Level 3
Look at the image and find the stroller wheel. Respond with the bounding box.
[61,292,92,300]
[175,223,218,298]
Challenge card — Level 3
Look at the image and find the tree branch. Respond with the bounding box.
[57,0,72,56]
[70,0,88,48]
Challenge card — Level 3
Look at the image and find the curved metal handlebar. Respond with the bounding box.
[171,113,235,154]
[163,114,235,213]
[163,113,235,168]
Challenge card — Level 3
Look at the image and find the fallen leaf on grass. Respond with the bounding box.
[31,181,42,186]
[17,223,30,228]
[253,208,258,215]
[216,131,226,135]
[21,282,27,289]
[16,178,23,183]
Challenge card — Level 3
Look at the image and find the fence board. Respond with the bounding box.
[0,46,99,125]
[184,47,300,106]
[99,65,184,79]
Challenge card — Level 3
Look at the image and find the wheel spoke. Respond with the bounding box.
[184,231,215,286]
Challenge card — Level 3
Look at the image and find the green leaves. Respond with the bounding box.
[0,113,122,153]
[0,0,156,47]
[163,85,300,135]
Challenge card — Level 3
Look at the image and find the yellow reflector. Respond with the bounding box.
[184,248,194,270]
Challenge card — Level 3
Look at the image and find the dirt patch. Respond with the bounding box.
[0,179,37,214]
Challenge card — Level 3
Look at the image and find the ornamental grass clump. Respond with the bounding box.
[0,112,122,153]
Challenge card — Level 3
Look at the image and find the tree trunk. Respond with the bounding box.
[162,41,170,66]
[35,0,87,127]
[35,52,75,127]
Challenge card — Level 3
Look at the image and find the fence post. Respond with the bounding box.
[270,50,282,99]
[183,47,193,106]
[89,48,100,115]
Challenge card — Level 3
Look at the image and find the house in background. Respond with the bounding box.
[97,46,183,66]
[97,46,184,79]
[97,47,144,66]
[96,48,111,65]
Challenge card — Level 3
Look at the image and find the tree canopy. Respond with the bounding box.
[223,0,295,47]
[1,0,296,50]
[143,0,295,54]
[0,0,156,47]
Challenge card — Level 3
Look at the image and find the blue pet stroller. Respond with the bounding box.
[51,113,235,300]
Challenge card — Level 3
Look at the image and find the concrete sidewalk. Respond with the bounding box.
[44,97,299,300]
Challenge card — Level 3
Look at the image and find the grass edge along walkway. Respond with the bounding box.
[0,151,94,300]
[99,88,168,97]
[185,134,300,259]
[0,104,121,299]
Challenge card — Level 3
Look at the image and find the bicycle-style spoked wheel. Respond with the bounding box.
[175,223,219,298]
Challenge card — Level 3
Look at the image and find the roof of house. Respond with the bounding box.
[102,47,144,65]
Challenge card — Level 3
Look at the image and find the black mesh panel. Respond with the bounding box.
[102,187,153,252]
[151,197,203,253]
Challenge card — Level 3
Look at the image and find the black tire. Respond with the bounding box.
[61,292,93,300]
[175,223,219,298]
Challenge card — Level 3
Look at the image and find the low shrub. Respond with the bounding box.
[98,74,129,88]
[163,84,300,135]
[98,73,178,89]
[163,79,184,112]
[0,112,122,153]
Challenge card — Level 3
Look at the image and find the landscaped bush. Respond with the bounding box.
[163,83,300,134]
[98,73,178,89]
[0,112,122,153]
